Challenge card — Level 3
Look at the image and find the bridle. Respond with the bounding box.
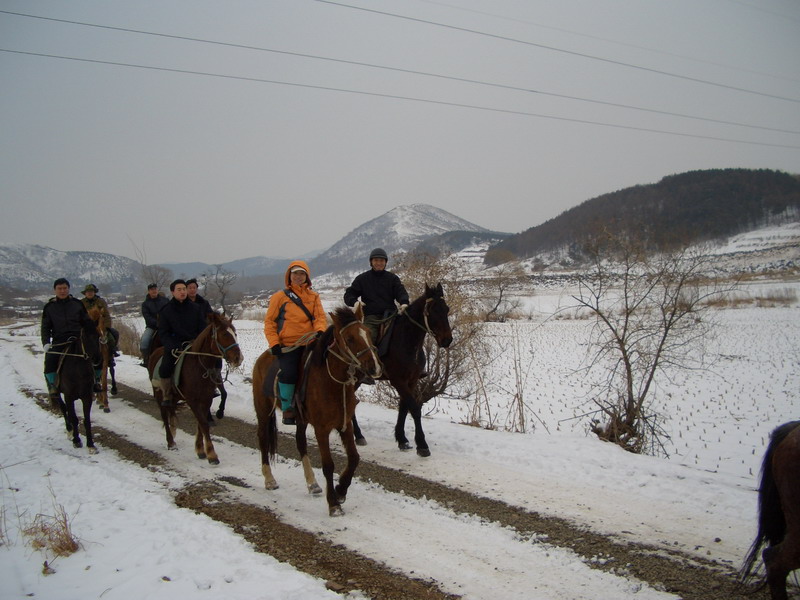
[324,319,380,431]
[175,320,241,386]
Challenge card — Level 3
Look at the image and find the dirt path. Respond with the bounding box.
[32,382,768,600]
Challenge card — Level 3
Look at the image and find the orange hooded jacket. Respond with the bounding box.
[263,260,327,349]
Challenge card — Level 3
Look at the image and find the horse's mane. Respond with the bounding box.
[192,316,214,349]
[311,306,357,367]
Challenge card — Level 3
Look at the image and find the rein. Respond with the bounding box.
[403,298,436,337]
[46,336,93,360]
[325,320,376,431]
[175,322,240,388]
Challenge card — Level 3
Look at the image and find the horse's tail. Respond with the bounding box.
[253,351,278,460]
[739,421,799,586]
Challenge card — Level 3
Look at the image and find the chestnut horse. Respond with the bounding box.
[740,420,800,599]
[88,307,117,413]
[253,305,381,516]
[49,314,102,452]
[351,282,453,457]
[148,312,242,464]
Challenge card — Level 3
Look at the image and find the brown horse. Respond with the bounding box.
[49,314,102,452]
[351,282,453,457]
[740,420,800,599]
[148,312,242,463]
[253,305,381,516]
[88,307,117,413]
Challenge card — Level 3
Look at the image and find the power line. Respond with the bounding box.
[313,0,800,105]
[1,9,797,136]
[3,48,799,150]
[416,0,800,84]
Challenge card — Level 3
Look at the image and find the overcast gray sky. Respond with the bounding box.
[2,0,799,264]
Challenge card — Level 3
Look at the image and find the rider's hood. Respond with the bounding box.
[284,260,313,288]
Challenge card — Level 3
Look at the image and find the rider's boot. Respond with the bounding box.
[93,368,102,392]
[159,378,174,408]
[45,374,62,407]
[278,382,296,425]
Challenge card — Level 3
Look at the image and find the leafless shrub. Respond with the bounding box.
[116,320,141,356]
[21,484,81,563]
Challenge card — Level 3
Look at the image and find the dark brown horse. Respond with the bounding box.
[740,420,800,599]
[148,312,242,463]
[351,282,453,457]
[88,307,117,413]
[149,331,227,423]
[253,305,381,516]
[49,314,102,452]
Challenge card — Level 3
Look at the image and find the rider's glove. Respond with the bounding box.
[43,343,51,353]
[398,304,408,315]
[270,344,282,355]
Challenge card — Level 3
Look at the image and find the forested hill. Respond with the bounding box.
[485,169,800,264]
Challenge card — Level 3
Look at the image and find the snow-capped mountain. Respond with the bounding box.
[0,244,140,291]
[311,204,495,274]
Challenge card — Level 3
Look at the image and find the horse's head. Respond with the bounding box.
[209,312,243,369]
[81,312,103,365]
[330,305,382,380]
[422,282,453,348]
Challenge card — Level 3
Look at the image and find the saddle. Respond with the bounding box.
[261,345,318,419]
[150,344,191,397]
[375,310,397,357]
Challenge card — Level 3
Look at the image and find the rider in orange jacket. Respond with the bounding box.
[263,260,327,423]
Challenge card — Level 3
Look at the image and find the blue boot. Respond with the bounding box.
[278,382,296,425]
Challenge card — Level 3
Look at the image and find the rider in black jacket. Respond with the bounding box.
[156,279,207,406]
[343,248,409,340]
[41,278,99,402]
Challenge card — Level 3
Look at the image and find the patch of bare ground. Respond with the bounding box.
[29,382,771,600]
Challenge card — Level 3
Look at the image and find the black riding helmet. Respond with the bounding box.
[369,248,388,263]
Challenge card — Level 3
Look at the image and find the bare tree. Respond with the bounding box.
[572,232,736,455]
[127,237,173,290]
[202,265,239,316]
[481,262,526,322]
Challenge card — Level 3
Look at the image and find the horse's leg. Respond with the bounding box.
[191,399,218,464]
[109,364,117,396]
[215,384,227,419]
[352,413,367,446]
[334,425,360,506]
[297,423,322,495]
[65,398,82,448]
[408,399,430,457]
[314,428,342,516]
[195,398,219,465]
[394,397,412,451]
[99,360,109,413]
[81,395,97,453]
[763,544,790,600]
[256,410,279,490]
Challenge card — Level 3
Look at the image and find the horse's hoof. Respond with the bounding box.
[103,407,110,413]
[329,505,344,517]
[215,410,224,419]
[88,446,98,455]
[111,386,118,395]
[308,482,323,495]
[168,445,178,452]
[355,437,368,446]
[197,453,207,460]
[398,442,412,451]
[264,480,279,490]
[208,457,220,465]
[73,439,83,449]
[417,448,431,458]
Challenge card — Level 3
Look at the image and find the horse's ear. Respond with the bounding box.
[436,282,444,296]
[424,282,432,295]
[328,311,339,327]
[354,302,364,322]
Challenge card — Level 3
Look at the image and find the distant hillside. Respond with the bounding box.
[310,204,493,275]
[0,244,140,291]
[486,168,800,265]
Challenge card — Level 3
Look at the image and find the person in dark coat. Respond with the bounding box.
[186,278,214,316]
[343,248,410,341]
[344,248,427,379]
[80,284,120,358]
[140,283,169,366]
[156,279,207,406]
[41,277,100,403]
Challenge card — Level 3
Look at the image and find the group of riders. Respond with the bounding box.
[41,248,413,424]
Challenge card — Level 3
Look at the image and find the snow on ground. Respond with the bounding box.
[1,285,798,599]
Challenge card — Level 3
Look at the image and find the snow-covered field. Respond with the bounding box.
[1,282,798,599]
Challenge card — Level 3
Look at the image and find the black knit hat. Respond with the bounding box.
[369,248,388,263]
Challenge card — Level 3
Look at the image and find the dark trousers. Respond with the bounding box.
[277,348,303,385]
[159,345,179,378]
